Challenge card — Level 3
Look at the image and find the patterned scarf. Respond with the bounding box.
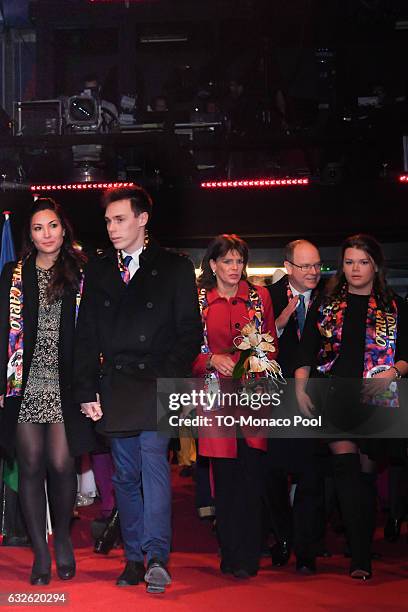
[198,283,265,359]
[117,233,150,284]
[316,287,398,406]
[6,260,84,398]
[117,250,131,284]
[6,261,24,397]
[197,283,266,410]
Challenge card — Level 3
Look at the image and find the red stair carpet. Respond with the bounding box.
[1,467,408,612]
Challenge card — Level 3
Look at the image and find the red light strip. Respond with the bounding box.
[30,182,135,192]
[200,178,310,189]
[399,175,408,182]
[88,1,153,4]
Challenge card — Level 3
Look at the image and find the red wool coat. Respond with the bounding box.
[192,280,278,458]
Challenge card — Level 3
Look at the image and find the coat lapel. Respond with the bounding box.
[61,286,76,337]
[22,255,39,331]
[126,238,161,292]
[59,285,76,382]
[103,240,161,292]
[101,249,127,296]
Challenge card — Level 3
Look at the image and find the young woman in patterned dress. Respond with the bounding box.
[0,198,95,585]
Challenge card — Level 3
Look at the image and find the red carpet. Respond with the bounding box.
[1,468,408,611]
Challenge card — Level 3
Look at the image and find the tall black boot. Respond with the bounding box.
[332,454,371,578]
[360,472,377,548]
[94,508,121,555]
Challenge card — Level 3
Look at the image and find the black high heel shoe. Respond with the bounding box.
[94,508,121,555]
[270,540,291,567]
[384,517,402,542]
[54,538,75,580]
[30,564,51,586]
[56,563,76,580]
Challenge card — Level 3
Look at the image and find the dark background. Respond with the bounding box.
[0,0,407,271]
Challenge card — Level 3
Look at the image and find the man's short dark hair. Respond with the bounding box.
[101,185,153,220]
[284,239,316,263]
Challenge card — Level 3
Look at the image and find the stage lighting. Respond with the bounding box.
[65,95,101,132]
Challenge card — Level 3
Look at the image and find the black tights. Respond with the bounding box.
[16,423,77,572]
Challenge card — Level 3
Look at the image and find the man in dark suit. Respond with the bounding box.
[265,239,325,574]
[74,186,202,593]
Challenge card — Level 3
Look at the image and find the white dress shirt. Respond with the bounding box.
[121,245,143,280]
[289,284,312,311]
[277,284,312,337]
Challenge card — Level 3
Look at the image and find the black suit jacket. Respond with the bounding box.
[267,275,322,469]
[0,255,96,456]
[74,238,203,435]
[268,275,302,378]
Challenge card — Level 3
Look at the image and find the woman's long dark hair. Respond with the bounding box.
[197,234,249,290]
[326,234,394,310]
[21,198,86,303]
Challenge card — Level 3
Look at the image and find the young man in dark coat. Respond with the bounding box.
[265,239,325,574]
[74,186,202,593]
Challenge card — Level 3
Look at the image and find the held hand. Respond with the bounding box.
[210,354,236,376]
[0,394,3,408]
[276,296,299,331]
[296,389,315,418]
[362,369,396,402]
[81,399,103,421]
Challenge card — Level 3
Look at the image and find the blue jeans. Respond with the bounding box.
[111,432,171,563]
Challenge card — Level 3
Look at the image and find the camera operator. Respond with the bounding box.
[82,74,119,133]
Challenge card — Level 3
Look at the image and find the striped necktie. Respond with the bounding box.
[123,255,132,284]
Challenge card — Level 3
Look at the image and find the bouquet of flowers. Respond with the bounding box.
[232,321,285,385]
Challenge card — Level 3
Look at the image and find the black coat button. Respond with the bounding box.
[139,335,146,342]
[115,364,122,370]
[104,299,110,307]
[235,322,240,329]
[138,363,145,370]
[151,269,158,276]
[232,300,238,305]
[146,302,153,309]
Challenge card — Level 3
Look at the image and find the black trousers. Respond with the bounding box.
[388,459,408,520]
[212,440,264,573]
[264,439,325,560]
[195,452,215,518]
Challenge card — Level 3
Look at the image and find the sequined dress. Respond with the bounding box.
[18,266,63,423]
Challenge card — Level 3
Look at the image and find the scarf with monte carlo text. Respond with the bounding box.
[316,285,398,406]
[197,282,267,410]
[198,283,265,360]
[6,260,84,397]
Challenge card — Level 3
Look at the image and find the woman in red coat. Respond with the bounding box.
[192,234,277,578]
